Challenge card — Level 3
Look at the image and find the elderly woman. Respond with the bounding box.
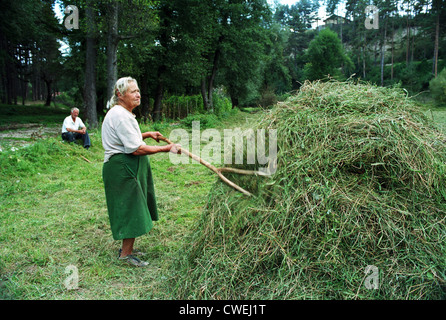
[102,76,180,267]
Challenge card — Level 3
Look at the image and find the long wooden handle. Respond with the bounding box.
[159,136,253,196]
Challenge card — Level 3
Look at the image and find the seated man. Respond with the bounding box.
[61,107,91,149]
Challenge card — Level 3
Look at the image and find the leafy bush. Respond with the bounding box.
[304,28,353,81]
[430,68,446,106]
[179,113,220,129]
[55,87,81,109]
[212,90,233,117]
[162,94,204,118]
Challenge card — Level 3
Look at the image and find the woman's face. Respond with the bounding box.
[119,81,141,110]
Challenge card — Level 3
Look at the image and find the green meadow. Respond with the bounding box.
[0,102,261,299]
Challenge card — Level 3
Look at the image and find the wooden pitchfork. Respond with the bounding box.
[158,136,265,196]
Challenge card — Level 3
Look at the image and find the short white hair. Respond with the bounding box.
[107,76,138,109]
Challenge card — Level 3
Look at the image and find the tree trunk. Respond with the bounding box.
[380,22,387,87]
[140,74,150,121]
[152,66,165,122]
[201,78,209,110]
[391,20,394,81]
[44,79,52,106]
[84,1,98,129]
[230,95,239,109]
[406,14,410,66]
[152,82,163,122]
[373,42,378,67]
[362,32,366,79]
[106,1,119,103]
[433,12,439,77]
[20,79,27,106]
[201,36,223,113]
[340,15,343,44]
[0,34,6,103]
[410,25,415,64]
[5,41,14,105]
[206,47,221,113]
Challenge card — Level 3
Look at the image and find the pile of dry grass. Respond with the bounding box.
[167,80,446,299]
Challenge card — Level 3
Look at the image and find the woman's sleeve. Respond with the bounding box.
[115,118,145,154]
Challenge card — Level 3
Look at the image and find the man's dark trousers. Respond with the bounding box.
[62,132,91,149]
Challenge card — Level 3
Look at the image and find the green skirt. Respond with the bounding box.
[102,153,158,240]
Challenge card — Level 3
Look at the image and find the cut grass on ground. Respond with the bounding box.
[0,105,262,299]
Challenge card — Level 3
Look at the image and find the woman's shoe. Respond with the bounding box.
[118,254,149,267]
[118,248,146,257]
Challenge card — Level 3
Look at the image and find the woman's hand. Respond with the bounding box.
[169,144,182,154]
[132,143,181,156]
[143,131,163,142]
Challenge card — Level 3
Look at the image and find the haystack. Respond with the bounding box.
[168,80,446,299]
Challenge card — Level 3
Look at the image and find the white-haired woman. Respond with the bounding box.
[102,76,180,267]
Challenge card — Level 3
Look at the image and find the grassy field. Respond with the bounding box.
[0,97,445,300]
[0,102,261,299]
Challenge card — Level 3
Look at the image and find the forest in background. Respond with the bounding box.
[1,0,445,128]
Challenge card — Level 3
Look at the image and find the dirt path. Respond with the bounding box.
[0,124,60,151]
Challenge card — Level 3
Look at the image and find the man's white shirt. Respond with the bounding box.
[62,116,86,133]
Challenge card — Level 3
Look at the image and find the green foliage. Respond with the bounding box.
[162,94,204,119]
[55,88,82,110]
[262,23,292,94]
[430,68,446,106]
[213,0,272,108]
[394,61,434,93]
[304,28,353,81]
[363,60,445,95]
[257,86,279,108]
[3,0,446,121]
[212,90,233,117]
[177,90,235,128]
[0,0,63,105]
[179,113,220,129]
[161,91,234,121]
[0,103,69,126]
